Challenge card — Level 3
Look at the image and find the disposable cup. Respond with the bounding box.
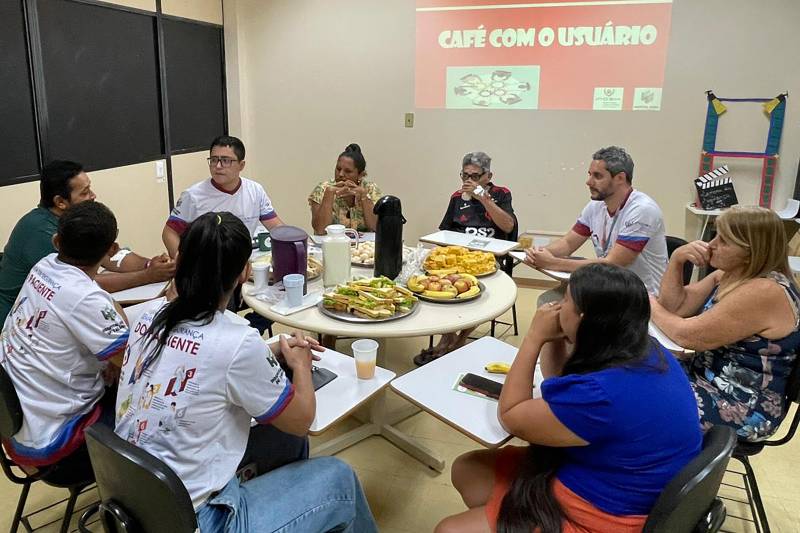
[351,339,378,379]
[534,237,551,248]
[252,263,269,290]
[283,273,305,307]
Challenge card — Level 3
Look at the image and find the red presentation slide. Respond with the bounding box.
[416,0,673,110]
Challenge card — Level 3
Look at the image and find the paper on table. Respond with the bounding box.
[648,321,687,353]
[111,281,168,303]
[270,290,323,316]
[510,251,570,281]
[420,230,519,255]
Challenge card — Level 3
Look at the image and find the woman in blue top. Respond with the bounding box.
[651,206,800,442]
[436,263,702,533]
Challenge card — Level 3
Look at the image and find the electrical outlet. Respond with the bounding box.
[404,112,414,128]
[155,160,166,179]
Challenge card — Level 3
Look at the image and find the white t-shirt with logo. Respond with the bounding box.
[572,189,668,295]
[115,298,294,509]
[166,177,277,237]
[0,254,129,464]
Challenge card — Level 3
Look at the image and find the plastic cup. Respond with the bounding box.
[251,263,269,290]
[351,339,378,380]
[534,237,551,248]
[283,273,305,308]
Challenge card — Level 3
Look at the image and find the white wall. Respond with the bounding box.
[225,0,800,251]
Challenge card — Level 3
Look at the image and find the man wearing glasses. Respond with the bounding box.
[415,152,517,365]
[438,151,516,240]
[162,136,285,258]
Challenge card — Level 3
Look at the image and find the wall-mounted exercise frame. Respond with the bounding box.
[0,0,227,212]
[698,92,787,208]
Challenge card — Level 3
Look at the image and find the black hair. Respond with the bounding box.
[210,135,246,161]
[57,201,118,266]
[497,263,657,533]
[592,146,634,183]
[338,143,366,173]
[40,160,83,208]
[141,212,251,369]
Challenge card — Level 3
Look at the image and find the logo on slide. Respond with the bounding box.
[593,88,624,111]
[633,88,663,111]
[446,66,540,109]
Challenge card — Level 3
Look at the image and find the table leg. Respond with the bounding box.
[311,339,445,472]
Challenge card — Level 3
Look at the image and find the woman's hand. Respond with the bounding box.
[528,302,566,344]
[270,331,323,363]
[343,180,368,201]
[672,240,711,267]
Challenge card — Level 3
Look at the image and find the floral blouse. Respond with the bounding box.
[307,178,382,232]
[687,272,800,441]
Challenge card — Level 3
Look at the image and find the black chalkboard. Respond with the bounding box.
[36,0,164,170]
[163,19,226,153]
[0,1,40,184]
[695,182,739,210]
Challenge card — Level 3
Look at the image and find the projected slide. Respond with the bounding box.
[416,0,673,110]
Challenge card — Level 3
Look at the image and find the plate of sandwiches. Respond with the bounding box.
[319,277,419,322]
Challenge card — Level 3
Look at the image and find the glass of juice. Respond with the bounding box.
[351,339,378,379]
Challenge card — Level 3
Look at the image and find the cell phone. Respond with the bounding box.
[459,373,503,400]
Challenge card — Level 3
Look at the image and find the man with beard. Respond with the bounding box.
[525,146,667,300]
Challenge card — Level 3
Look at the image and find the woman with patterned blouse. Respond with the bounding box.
[309,144,382,235]
[650,206,800,441]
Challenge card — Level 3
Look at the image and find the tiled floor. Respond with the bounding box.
[1,287,798,532]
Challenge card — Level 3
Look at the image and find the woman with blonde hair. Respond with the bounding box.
[650,206,800,441]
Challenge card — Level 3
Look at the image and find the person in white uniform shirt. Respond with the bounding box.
[161,135,285,258]
[525,146,667,300]
[0,202,128,471]
[118,211,376,533]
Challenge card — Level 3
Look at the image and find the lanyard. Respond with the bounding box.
[600,210,621,257]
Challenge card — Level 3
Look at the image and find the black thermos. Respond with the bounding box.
[373,195,405,279]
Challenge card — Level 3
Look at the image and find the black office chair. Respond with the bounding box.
[0,366,95,533]
[666,235,694,286]
[643,425,736,533]
[724,360,800,533]
[79,424,197,533]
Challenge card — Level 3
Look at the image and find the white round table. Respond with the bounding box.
[242,266,518,338]
[242,265,518,472]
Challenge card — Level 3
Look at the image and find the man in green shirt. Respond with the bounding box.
[0,160,175,323]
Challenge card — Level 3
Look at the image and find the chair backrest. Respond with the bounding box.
[0,366,23,438]
[84,424,198,533]
[643,426,736,533]
[665,235,694,286]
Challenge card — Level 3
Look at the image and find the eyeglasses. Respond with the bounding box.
[460,171,486,181]
[207,157,239,168]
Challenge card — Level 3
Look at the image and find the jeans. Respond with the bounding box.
[196,457,378,533]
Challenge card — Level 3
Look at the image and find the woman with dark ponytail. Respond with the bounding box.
[115,212,377,533]
[436,264,702,533]
[309,143,383,234]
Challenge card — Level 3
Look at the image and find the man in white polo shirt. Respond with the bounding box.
[1,202,129,468]
[162,135,285,258]
[525,146,667,298]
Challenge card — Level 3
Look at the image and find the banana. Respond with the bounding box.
[427,268,459,276]
[422,289,456,299]
[407,276,424,292]
[485,362,511,374]
[457,285,480,299]
[460,273,479,285]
